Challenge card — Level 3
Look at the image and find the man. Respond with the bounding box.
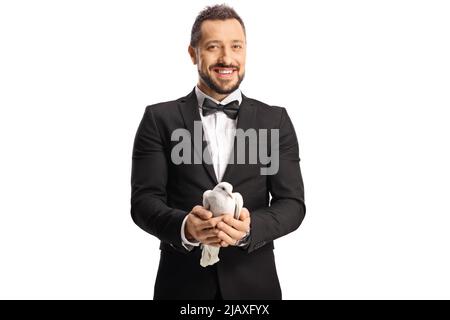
[131,4,305,300]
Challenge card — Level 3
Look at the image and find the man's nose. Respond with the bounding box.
[218,46,233,65]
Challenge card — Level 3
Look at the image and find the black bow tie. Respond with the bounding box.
[201,98,240,120]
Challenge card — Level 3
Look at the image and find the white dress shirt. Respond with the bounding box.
[180,86,242,249]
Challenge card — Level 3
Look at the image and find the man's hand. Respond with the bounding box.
[185,205,224,247]
[216,207,251,247]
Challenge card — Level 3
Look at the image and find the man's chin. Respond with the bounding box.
[210,78,241,94]
[214,84,238,94]
[199,70,244,95]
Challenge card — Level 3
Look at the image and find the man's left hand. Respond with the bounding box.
[216,207,251,247]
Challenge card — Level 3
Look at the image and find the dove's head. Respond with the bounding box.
[213,182,233,198]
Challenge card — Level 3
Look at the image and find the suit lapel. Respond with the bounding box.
[177,89,218,186]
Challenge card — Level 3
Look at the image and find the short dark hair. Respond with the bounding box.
[190,4,246,48]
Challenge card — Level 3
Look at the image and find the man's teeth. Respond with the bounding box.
[217,69,233,74]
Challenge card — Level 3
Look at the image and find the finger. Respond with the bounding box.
[217,230,237,246]
[239,207,250,220]
[188,214,211,231]
[203,236,222,246]
[222,215,250,233]
[197,228,219,241]
[192,206,213,220]
[216,221,246,240]
[220,240,229,247]
[188,213,204,224]
[198,215,224,230]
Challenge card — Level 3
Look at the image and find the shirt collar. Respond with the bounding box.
[195,86,242,109]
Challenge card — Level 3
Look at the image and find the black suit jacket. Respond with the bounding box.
[131,89,306,300]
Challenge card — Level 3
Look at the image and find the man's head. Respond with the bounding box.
[188,5,246,99]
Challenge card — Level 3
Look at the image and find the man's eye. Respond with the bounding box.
[233,45,242,49]
[208,45,218,50]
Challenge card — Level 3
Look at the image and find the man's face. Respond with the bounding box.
[189,19,246,95]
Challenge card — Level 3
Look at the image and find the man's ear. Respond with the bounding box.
[188,45,197,65]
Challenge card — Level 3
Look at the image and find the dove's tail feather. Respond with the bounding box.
[200,245,221,267]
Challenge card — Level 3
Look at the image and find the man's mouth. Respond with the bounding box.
[212,67,237,79]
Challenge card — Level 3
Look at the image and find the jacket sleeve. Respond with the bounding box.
[246,107,306,253]
[130,106,189,253]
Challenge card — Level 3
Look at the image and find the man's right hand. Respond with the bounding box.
[185,205,223,247]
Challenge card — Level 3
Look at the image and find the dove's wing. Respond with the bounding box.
[232,193,243,219]
[203,190,212,209]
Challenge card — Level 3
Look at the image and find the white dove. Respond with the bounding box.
[200,182,243,267]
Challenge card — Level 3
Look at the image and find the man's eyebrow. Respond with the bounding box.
[205,40,222,45]
[204,40,244,46]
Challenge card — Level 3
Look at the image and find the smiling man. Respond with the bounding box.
[189,15,246,99]
[131,4,306,300]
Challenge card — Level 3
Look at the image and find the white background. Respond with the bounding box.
[1,0,449,299]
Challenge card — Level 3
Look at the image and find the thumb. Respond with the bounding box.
[192,205,213,220]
